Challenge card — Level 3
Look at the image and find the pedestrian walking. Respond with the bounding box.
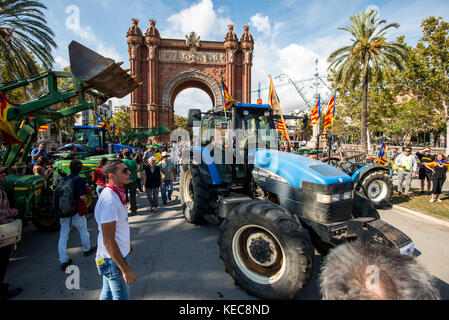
[92,157,108,195]
[142,144,154,169]
[159,152,176,205]
[134,146,145,192]
[122,149,138,216]
[394,147,418,198]
[0,165,22,300]
[142,157,161,212]
[425,153,448,203]
[94,160,136,300]
[416,147,434,195]
[54,159,96,271]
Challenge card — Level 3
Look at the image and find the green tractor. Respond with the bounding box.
[0,41,139,231]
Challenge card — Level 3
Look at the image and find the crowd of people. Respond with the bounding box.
[391,146,448,202]
[0,139,445,300]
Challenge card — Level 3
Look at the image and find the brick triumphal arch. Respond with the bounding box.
[126,19,254,139]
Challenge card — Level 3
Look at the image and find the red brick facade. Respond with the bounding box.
[126,19,254,135]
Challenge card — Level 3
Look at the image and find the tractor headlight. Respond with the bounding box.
[252,166,288,184]
[316,191,353,204]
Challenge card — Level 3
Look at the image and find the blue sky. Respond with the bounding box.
[41,0,449,116]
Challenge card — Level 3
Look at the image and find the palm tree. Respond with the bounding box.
[0,0,56,80]
[328,8,407,152]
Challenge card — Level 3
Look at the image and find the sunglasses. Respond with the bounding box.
[404,150,411,152]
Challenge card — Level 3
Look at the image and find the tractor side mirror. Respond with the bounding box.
[188,109,202,127]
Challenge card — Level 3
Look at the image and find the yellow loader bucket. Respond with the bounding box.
[69,41,139,98]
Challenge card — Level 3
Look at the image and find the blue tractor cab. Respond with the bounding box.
[57,126,136,156]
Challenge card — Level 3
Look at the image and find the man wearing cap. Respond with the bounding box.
[158,152,176,205]
[416,147,435,195]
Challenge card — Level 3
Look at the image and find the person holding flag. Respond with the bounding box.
[424,153,448,203]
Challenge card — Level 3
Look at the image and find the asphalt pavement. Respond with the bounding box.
[5,182,449,300]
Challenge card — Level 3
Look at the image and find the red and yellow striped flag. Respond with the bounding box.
[310,95,321,126]
[0,92,22,146]
[323,91,336,130]
[221,79,238,110]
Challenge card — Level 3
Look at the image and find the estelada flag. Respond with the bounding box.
[268,75,281,112]
[323,90,336,130]
[310,95,321,126]
[113,123,119,135]
[221,79,238,110]
[377,140,387,166]
[38,124,49,132]
[425,160,449,169]
[96,113,106,127]
[0,92,22,146]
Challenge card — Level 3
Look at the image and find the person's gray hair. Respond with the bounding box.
[319,240,440,300]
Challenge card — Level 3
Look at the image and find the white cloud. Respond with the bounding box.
[174,88,213,117]
[65,5,123,62]
[249,13,337,115]
[250,14,271,35]
[55,56,69,69]
[163,0,232,39]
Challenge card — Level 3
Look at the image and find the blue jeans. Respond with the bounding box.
[161,180,173,204]
[99,256,130,300]
[145,188,159,208]
[58,214,91,264]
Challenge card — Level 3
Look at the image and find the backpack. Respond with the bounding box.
[53,176,78,218]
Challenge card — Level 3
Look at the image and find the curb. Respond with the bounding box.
[392,205,449,229]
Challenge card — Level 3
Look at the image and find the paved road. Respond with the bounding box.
[6,183,449,300]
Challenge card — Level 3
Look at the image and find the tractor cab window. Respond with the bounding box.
[238,111,273,148]
[73,128,104,148]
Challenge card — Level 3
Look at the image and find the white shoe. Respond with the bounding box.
[436,199,442,202]
[429,199,435,203]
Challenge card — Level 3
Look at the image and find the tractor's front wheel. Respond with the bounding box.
[180,166,211,225]
[219,200,314,299]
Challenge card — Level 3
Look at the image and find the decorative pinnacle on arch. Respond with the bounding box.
[225,24,238,42]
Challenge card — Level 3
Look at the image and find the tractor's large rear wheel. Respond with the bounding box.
[219,200,314,300]
[360,171,393,208]
[180,166,210,225]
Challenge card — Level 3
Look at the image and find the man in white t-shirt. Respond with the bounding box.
[94,160,136,300]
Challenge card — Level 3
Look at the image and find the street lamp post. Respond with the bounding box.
[423,121,427,146]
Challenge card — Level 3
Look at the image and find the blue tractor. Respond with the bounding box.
[180,103,414,300]
[56,125,136,157]
[320,153,393,209]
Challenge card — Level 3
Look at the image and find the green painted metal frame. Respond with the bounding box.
[1,71,106,168]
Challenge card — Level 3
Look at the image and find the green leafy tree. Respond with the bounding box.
[327,8,407,151]
[174,115,192,136]
[394,17,449,151]
[112,111,131,135]
[0,0,56,79]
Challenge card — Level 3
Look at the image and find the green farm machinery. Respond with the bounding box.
[0,41,139,231]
